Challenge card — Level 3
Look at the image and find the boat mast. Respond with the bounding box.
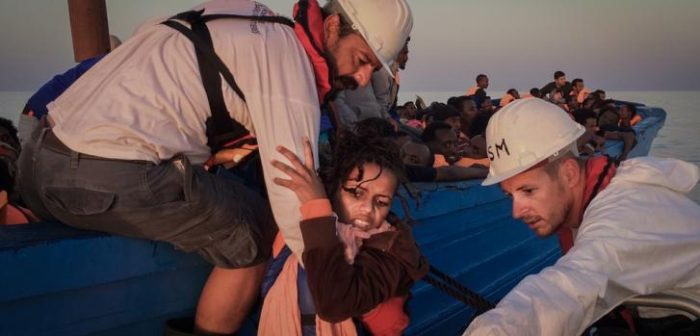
[67,0,110,62]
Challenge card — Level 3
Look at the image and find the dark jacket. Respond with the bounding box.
[301,214,429,322]
[540,81,572,98]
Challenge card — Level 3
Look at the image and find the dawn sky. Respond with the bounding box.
[1,0,699,92]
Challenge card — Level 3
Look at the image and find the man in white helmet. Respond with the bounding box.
[17,0,412,334]
[465,98,700,335]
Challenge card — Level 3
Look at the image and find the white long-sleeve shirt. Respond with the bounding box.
[466,157,700,335]
[49,0,319,259]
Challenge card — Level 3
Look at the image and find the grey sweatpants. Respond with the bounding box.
[17,127,276,268]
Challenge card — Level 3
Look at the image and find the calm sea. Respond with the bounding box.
[2,90,699,203]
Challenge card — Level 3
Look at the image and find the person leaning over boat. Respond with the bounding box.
[465,98,700,336]
[540,70,572,98]
[16,0,413,334]
[466,74,489,97]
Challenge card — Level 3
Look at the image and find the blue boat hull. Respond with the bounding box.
[0,105,666,335]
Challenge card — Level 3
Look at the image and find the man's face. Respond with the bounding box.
[445,116,462,133]
[400,103,417,119]
[584,118,598,132]
[555,76,567,88]
[574,81,584,91]
[567,99,579,110]
[598,110,619,127]
[501,164,572,237]
[619,105,632,119]
[397,107,411,120]
[551,91,564,104]
[481,99,493,112]
[334,163,397,231]
[401,142,431,166]
[461,100,478,122]
[479,77,489,89]
[324,15,381,90]
[405,102,417,114]
[433,128,457,157]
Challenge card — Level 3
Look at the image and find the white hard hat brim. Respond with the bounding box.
[480,98,586,186]
[481,135,584,186]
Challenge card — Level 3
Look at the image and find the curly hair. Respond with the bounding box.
[320,128,405,198]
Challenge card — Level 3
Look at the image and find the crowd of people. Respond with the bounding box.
[1,0,699,335]
[335,69,646,187]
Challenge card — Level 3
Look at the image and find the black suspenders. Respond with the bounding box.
[161,10,294,154]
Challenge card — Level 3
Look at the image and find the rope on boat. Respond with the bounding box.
[423,265,495,323]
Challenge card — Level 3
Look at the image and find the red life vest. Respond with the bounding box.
[557,155,617,253]
[292,0,332,104]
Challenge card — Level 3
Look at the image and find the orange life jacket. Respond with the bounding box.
[629,114,642,126]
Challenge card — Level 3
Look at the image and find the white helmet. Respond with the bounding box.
[482,98,585,186]
[335,0,413,78]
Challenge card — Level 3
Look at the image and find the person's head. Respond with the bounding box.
[480,96,494,113]
[421,121,457,157]
[397,106,414,121]
[529,87,542,98]
[448,96,478,123]
[354,117,397,139]
[482,99,586,237]
[573,108,598,132]
[549,88,565,104]
[554,70,567,87]
[506,88,520,99]
[400,141,431,166]
[566,95,580,111]
[428,103,462,132]
[619,103,637,120]
[476,74,489,89]
[321,0,413,90]
[468,112,492,137]
[400,101,417,119]
[505,152,584,237]
[597,107,619,128]
[571,78,584,91]
[582,94,601,110]
[322,129,405,231]
[592,89,606,101]
[420,110,435,125]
